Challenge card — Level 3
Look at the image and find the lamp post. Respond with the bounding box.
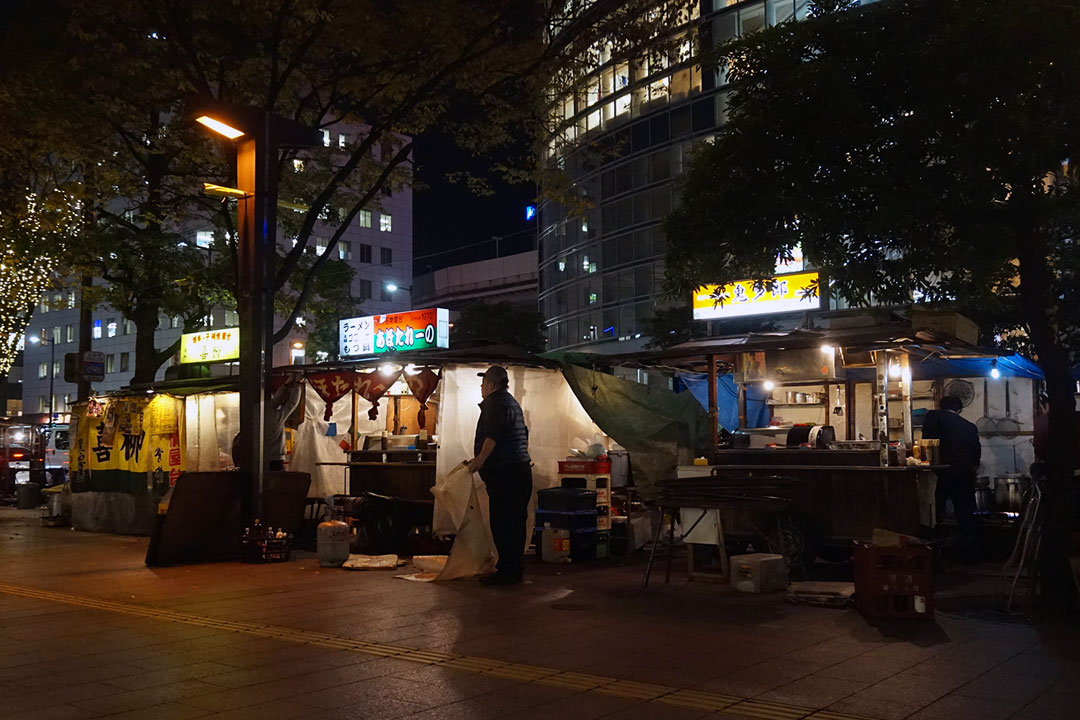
[383,282,412,309]
[29,334,55,434]
[194,101,320,519]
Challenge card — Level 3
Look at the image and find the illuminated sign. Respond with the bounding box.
[179,327,240,364]
[525,205,537,221]
[692,272,820,320]
[339,308,450,357]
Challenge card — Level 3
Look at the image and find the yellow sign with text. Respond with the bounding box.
[692,271,820,320]
[180,327,239,364]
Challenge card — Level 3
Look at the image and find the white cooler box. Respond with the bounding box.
[731,553,787,593]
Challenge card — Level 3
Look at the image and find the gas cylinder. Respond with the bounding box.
[317,517,351,567]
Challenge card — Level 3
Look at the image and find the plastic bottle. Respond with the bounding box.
[540,523,570,564]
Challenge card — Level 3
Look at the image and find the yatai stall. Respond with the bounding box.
[628,308,1042,564]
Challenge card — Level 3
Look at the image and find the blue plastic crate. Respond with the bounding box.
[535,508,598,531]
[537,487,597,512]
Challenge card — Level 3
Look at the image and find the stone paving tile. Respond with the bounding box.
[691,657,818,698]
[103,661,239,690]
[0,705,96,720]
[303,696,429,720]
[953,666,1059,705]
[592,701,711,720]
[1009,692,1080,720]
[757,673,870,707]
[199,699,315,720]
[94,703,213,720]
[0,681,130,717]
[70,679,224,716]
[510,690,642,720]
[906,693,1026,720]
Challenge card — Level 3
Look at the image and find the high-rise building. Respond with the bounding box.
[538,1,831,352]
[21,129,412,412]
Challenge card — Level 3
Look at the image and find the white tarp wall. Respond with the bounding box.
[290,386,383,498]
[184,392,240,471]
[434,364,602,536]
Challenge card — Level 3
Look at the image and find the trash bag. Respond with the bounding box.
[435,471,497,580]
[430,462,473,536]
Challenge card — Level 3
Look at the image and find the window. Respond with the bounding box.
[195,230,213,248]
[322,129,330,147]
[380,247,392,265]
[359,243,372,263]
[292,159,304,173]
[65,325,74,343]
[338,133,346,149]
[66,290,76,308]
[38,296,48,313]
[39,396,48,413]
[120,352,130,372]
[381,185,392,197]
[358,279,372,299]
[92,320,102,339]
[170,316,181,329]
[359,210,372,228]
[107,318,118,338]
[106,354,116,373]
[38,362,48,379]
[123,319,134,335]
[52,361,60,379]
[315,236,328,254]
[379,214,392,232]
[54,429,70,450]
[52,326,60,343]
[339,241,352,260]
[225,310,239,326]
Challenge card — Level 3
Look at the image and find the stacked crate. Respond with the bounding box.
[535,487,597,562]
[558,460,612,558]
[854,543,934,619]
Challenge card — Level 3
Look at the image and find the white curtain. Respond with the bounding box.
[290,388,383,498]
[433,364,601,536]
[184,392,239,471]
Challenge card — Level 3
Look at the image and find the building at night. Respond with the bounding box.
[537,1,875,352]
[21,128,413,416]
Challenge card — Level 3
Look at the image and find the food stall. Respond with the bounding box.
[604,308,1042,564]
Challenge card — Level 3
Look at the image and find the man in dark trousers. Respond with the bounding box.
[467,365,532,585]
[922,395,982,562]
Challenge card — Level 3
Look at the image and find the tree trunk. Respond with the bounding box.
[1016,227,1078,614]
[131,305,163,385]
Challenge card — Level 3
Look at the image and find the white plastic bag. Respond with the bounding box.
[430,462,473,535]
[435,470,497,580]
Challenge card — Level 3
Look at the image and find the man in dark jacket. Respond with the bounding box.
[467,366,532,585]
[922,395,981,562]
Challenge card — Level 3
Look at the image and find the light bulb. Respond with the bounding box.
[763,380,775,391]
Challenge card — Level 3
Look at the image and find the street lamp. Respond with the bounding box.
[383,282,412,307]
[28,334,55,435]
[194,99,320,519]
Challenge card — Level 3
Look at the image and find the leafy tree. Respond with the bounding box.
[450,302,548,353]
[2,0,692,383]
[665,0,1080,609]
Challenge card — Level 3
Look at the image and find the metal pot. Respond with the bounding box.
[974,487,993,513]
[995,474,1027,512]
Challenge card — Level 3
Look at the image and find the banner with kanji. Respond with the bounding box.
[71,395,185,494]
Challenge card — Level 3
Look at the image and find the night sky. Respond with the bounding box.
[412,131,537,275]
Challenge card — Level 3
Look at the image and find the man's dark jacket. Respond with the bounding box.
[922,409,981,472]
[474,388,531,468]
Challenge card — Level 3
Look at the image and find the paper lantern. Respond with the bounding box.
[404,367,441,428]
[355,368,401,421]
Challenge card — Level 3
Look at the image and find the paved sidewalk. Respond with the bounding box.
[0,506,1076,720]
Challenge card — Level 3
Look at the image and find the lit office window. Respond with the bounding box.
[123,320,134,335]
[315,236,328,254]
[107,319,118,338]
[293,159,304,173]
[92,320,102,339]
[339,241,352,260]
[359,210,372,228]
[171,316,181,329]
[65,325,74,343]
[52,326,60,343]
[52,362,60,378]
[38,362,48,379]
[379,214,392,232]
[66,290,76,308]
[195,230,213,248]
[322,129,330,147]
[39,396,48,413]
[338,133,346,149]
[106,354,116,373]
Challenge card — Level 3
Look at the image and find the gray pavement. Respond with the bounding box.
[0,506,1076,720]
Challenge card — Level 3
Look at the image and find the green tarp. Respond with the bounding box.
[559,363,710,499]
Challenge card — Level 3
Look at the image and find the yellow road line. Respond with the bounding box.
[0,582,878,720]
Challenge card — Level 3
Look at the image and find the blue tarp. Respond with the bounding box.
[845,354,1044,382]
[678,372,769,431]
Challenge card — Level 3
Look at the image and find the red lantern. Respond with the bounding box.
[355,368,401,421]
[404,367,441,428]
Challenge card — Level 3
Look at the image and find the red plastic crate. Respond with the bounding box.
[854,543,934,619]
[558,459,611,474]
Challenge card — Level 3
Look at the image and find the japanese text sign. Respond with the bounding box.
[179,327,240,364]
[339,308,449,357]
[692,272,820,320]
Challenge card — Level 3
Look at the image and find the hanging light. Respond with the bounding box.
[763,380,775,391]
[990,359,1000,380]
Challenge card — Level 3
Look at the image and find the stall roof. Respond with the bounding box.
[287,342,558,373]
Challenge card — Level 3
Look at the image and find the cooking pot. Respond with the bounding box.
[994,474,1028,512]
[974,487,993,513]
[786,425,836,448]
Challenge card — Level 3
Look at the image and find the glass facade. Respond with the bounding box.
[538,0,815,350]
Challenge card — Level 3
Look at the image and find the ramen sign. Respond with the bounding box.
[339,308,450,357]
